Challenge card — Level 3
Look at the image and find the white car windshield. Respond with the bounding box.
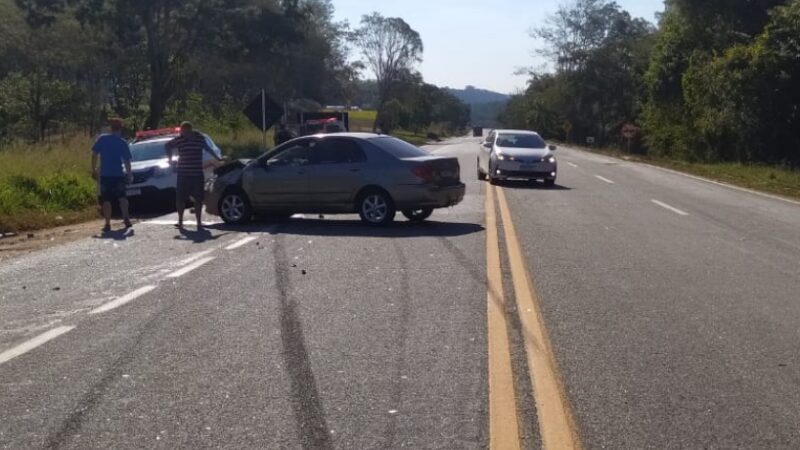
[497,134,546,149]
[130,141,168,162]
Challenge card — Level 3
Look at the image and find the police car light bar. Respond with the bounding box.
[135,127,181,138]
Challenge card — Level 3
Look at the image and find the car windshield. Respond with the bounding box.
[496,134,546,149]
[130,141,168,162]
[369,136,428,158]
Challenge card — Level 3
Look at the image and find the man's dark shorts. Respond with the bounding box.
[99,176,127,203]
[176,174,205,206]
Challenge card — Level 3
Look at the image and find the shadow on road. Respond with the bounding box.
[173,227,228,243]
[497,181,572,191]
[209,218,484,238]
[92,228,135,241]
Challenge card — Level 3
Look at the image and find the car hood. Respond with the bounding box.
[131,158,170,171]
[212,160,248,187]
[495,146,551,159]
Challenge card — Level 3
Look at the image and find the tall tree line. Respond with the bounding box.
[0,0,357,140]
[501,0,800,166]
[0,2,470,143]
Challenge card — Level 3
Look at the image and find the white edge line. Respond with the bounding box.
[225,236,258,251]
[652,199,690,216]
[166,257,215,279]
[0,326,75,365]
[567,162,578,168]
[566,145,800,207]
[595,175,615,184]
[645,163,800,207]
[89,285,157,315]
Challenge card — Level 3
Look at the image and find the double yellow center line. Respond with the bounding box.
[486,184,582,450]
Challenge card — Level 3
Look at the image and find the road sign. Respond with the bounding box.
[243,91,283,132]
[622,122,637,139]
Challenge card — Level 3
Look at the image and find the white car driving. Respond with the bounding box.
[477,129,558,186]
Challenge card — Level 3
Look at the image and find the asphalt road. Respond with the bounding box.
[1,136,799,449]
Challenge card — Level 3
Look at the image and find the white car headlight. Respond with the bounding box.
[548,156,556,163]
[153,166,171,178]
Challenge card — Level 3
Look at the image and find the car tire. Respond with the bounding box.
[402,207,433,222]
[218,189,252,224]
[357,189,396,227]
[487,160,501,185]
[477,159,486,181]
[544,179,556,188]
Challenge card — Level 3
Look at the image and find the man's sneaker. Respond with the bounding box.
[102,224,111,233]
[123,219,133,229]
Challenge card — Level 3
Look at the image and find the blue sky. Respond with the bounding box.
[333,0,665,94]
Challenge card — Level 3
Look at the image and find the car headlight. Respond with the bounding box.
[497,154,515,161]
[153,166,171,178]
[548,156,556,163]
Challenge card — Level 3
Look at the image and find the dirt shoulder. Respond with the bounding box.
[0,218,106,263]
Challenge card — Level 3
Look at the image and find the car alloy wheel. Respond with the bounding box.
[220,191,250,224]
[358,190,396,226]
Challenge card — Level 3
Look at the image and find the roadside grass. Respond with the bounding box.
[0,137,98,233]
[0,128,269,233]
[390,130,429,146]
[349,110,377,131]
[567,143,800,200]
[214,127,271,160]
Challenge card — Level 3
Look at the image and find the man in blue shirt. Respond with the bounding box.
[91,118,133,233]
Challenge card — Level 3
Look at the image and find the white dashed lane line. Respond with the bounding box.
[89,285,157,315]
[225,236,258,250]
[651,199,690,216]
[595,175,615,184]
[566,162,578,168]
[0,326,75,366]
[167,257,216,278]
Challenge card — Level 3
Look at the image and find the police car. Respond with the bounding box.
[126,128,224,202]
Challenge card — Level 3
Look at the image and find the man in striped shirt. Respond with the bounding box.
[165,122,223,230]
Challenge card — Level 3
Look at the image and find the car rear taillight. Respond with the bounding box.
[411,164,435,182]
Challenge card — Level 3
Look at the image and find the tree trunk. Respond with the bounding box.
[145,92,167,130]
[143,4,170,130]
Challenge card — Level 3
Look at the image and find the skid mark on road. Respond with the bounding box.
[272,235,333,450]
[382,241,413,449]
[44,306,170,449]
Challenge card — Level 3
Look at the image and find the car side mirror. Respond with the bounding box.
[549,144,557,151]
[483,142,492,149]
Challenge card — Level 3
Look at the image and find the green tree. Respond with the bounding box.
[503,0,653,144]
[352,12,423,131]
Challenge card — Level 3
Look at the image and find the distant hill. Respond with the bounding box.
[444,85,510,105]
[444,86,509,127]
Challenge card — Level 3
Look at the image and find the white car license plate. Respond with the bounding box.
[126,188,142,197]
